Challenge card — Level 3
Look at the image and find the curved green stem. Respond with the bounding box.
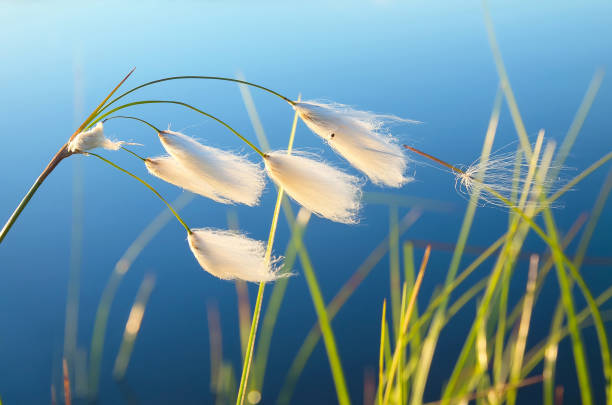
[87,152,191,233]
[121,147,147,162]
[88,100,266,158]
[104,115,162,133]
[98,76,295,116]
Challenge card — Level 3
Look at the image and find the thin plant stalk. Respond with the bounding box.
[389,205,401,338]
[378,299,387,405]
[409,87,502,405]
[294,224,352,405]
[439,141,550,402]
[483,13,610,398]
[382,246,430,405]
[278,210,422,405]
[251,209,310,391]
[98,75,295,117]
[113,274,156,379]
[235,190,282,405]
[506,254,538,405]
[0,70,134,245]
[88,100,266,158]
[87,153,190,233]
[235,93,300,405]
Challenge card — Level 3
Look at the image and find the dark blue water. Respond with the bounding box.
[1,1,611,404]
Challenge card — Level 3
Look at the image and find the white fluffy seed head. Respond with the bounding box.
[264,151,363,224]
[294,101,418,187]
[455,148,565,209]
[68,122,126,152]
[157,130,265,206]
[145,156,234,204]
[187,228,287,283]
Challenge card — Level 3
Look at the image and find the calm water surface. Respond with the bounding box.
[1,1,611,403]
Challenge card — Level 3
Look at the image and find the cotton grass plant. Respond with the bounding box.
[3,25,612,404]
[0,67,422,404]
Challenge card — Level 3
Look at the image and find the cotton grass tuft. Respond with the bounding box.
[68,122,127,152]
[264,151,362,224]
[293,100,417,187]
[455,149,565,209]
[187,228,287,283]
[157,130,265,206]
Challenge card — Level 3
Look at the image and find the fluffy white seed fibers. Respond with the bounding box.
[294,101,417,187]
[188,228,286,282]
[156,130,265,206]
[264,151,362,224]
[68,122,127,152]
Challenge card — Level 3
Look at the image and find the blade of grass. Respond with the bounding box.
[294,219,351,405]
[251,208,311,391]
[425,375,544,405]
[113,274,156,380]
[507,254,539,405]
[440,139,550,402]
[63,358,71,405]
[382,246,430,405]
[278,210,421,405]
[235,89,301,405]
[482,13,611,399]
[378,299,387,405]
[389,205,402,338]
[409,86,502,405]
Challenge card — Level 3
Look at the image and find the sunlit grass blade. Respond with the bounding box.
[112,274,156,380]
[389,205,401,337]
[383,245,430,405]
[278,209,421,404]
[522,290,612,377]
[251,207,311,391]
[424,375,544,405]
[235,88,300,405]
[378,299,387,405]
[482,1,532,156]
[506,254,538,405]
[63,358,71,405]
[409,86,502,405]
[294,221,351,405]
[75,68,135,136]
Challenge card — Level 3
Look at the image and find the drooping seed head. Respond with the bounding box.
[264,151,362,224]
[156,130,265,206]
[293,101,419,187]
[187,228,287,282]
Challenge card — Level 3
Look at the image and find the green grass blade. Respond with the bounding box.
[112,274,156,380]
[410,86,502,405]
[389,205,402,338]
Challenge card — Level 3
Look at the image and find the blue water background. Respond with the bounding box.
[1,1,611,403]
